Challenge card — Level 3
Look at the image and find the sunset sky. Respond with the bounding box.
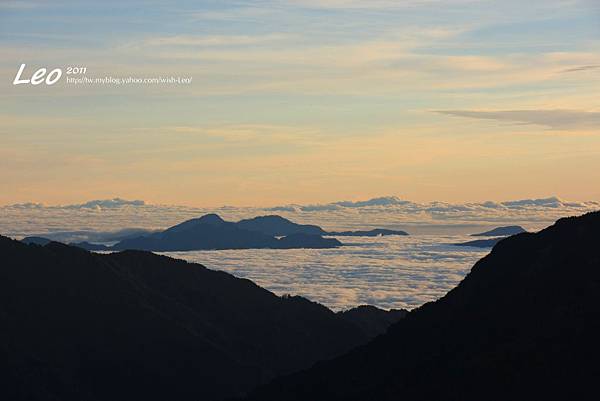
[1,0,600,206]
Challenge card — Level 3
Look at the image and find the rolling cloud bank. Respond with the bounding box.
[2,195,598,239]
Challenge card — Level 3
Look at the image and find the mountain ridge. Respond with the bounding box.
[242,211,600,401]
[0,235,404,401]
[85,214,341,251]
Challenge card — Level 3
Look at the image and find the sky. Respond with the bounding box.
[1,0,600,207]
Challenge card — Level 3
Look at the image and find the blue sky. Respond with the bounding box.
[1,0,600,206]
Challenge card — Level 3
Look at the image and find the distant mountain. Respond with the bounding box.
[25,215,408,251]
[233,215,409,237]
[236,215,326,236]
[453,237,504,248]
[337,305,407,337]
[243,211,600,401]
[79,214,342,252]
[328,228,408,237]
[471,225,526,236]
[455,225,527,247]
[71,214,410,252]
[0,236,401,401]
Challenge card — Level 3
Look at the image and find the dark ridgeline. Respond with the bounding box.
[337,305,408,338]
[232,215,409,238]
[453,237,505,248]
[327,228,408,237]
[0,236,404,401]
[243,211,600,401]
[69,214,409,252]
[471,225,526,236]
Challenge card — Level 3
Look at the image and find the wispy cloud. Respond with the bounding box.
[285,0,482,10]
[436,109,600,131]
[560,64,600,73]
[3,0,600,206]
[142,34,290,47]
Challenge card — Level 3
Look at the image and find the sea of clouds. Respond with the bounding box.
[2,196,598,311]
[163,235,489,311]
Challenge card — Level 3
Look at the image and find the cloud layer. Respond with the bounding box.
[2,196,598,239]
[164,234,489,311]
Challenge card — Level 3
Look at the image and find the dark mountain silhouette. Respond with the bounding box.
[236,215,326,236]
[471,225,526,236]
[453,237,504,248]
[0,236,401,401]
[337,305,407,337]
[243,211,600,401]
[77,214,342,251]
[32,215,408,252]
[328,228,408,237]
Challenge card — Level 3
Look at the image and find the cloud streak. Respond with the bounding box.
[560,65,600,73]
[436,109,600,131]
[142,34,290,47]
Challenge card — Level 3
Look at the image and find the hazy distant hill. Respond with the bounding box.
[471,225,526,236]
[0,236,403,401]
[243,212,600,401]
[21,236,52,246]
[22,228,156,244]
[454,225,528,248]
[453,237,504,248]
[328,228,408,237]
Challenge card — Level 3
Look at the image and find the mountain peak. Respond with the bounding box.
[196,213,226,224]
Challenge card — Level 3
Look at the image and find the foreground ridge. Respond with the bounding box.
[0,236,402,401]
[243,211,600,401]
